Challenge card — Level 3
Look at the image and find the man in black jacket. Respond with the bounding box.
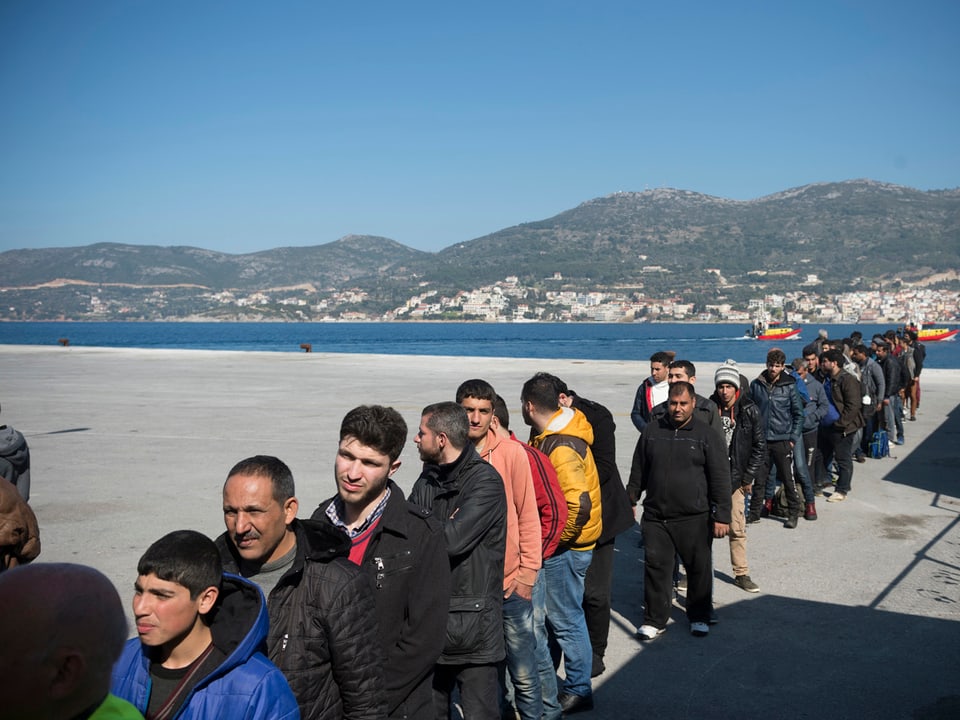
[217,455,386,720]
[630,382,731,640]
[549,375,633,678]
[876,341,907,445]
[710,361,765,593]
[315,405,451,720]
[409,401,507,720]
[820,350,866,503]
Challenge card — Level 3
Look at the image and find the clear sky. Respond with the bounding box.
[2,1,958,254]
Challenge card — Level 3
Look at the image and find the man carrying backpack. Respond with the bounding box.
[0,423,31,502]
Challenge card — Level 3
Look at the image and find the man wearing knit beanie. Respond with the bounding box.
[710,360,763,593]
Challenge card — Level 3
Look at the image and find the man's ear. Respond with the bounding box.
[48,648,86,701]
[282,496,299,524]
[388,460,401,477]
[197,585,219,616]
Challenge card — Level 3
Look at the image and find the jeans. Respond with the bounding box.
[892,395,905,441]
[501,593,542,720]
[531,571,561,720]
[542,548,593,699]
[883,397,904,442]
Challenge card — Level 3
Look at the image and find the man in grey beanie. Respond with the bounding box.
[709,360,764,593]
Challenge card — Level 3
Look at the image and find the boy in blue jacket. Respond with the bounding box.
[112,530,299,720]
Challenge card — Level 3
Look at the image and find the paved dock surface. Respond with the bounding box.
[2,345,958,719]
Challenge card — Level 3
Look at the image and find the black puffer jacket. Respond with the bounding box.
[314,483,451,718]
[408,444,506,666]
[709,391,766,491]
[217,519,386,720]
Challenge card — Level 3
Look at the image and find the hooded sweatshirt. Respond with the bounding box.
[477,427,542,592]
[529,407,602,551]
[111,573,299,720]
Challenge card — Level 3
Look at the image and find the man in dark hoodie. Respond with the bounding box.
[315,405,451,720]
[217,455,386,720]
[748,348,805,528]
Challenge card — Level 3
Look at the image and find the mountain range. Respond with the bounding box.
[2,180,958,310]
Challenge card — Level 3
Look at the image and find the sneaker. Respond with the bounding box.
[746,512,762,524]
[894,437,905,445]
[734,575,760,593]
[637,624,665,641]
[909,415,917,421]
[854,452,866,463]
[690,622,709,637]
[804,502,818,521]
[783,515,798,529]
[827,491,846,503]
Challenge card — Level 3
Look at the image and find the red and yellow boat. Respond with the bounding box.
[914,322,958,342]
[746,322,802,341]
[745,308,802,341]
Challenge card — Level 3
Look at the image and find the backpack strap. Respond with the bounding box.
[537,434,588,460]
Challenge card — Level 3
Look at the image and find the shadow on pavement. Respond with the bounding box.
[599,404,960,719]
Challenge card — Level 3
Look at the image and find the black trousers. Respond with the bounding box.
[432,663,499,720]
[582,537,616,662]
[641,513,713,628]
[749,439,801,517]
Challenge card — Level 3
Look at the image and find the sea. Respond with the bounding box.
[1,322,958,369]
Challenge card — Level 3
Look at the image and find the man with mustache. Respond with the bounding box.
[217,455,386,720]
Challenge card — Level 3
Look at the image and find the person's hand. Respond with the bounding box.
[513,582,533,601]
[713,522,730,538]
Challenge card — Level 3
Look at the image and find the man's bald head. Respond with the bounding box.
[0,563,128,720]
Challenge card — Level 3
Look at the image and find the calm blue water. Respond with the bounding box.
[1,322,957,368]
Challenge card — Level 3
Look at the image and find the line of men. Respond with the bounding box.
[1,373,636,720]
[626,342,876,640]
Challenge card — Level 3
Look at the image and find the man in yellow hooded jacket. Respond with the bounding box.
[521,372,602,715]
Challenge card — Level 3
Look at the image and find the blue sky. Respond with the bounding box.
[1,1,957,253]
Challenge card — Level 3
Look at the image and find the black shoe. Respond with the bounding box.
[783,515,799,529]
[559,693,594,714]
[708,607,719,624]
[746,513,762,524]
[590,655,606,678]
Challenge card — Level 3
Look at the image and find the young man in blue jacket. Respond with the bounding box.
[111,530,299,720]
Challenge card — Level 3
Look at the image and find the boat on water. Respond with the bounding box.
[744,306,802,341]
[911,321,959,342]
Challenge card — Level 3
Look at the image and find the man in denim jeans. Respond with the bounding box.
[521,373,602,715]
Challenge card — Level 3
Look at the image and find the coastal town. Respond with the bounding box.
[5,274,958,326]
[187,278,957,325]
